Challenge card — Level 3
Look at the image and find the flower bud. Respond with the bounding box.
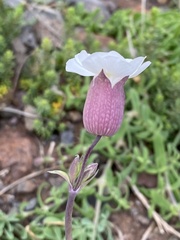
[83,71,128,136]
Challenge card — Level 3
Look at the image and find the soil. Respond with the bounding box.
[110,198,174,240]
[112,0,171,11]
[0,0,179,240]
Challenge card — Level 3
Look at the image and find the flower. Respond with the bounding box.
[66,50,151,136]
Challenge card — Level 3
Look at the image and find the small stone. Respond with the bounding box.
[3,0,23,8]
[136,215,150,226]
[33,156,44,167]
[5,194,15,204]
[68,111,82,122]
[20,26,37,50]
[49,177,64,187]
[24,198,37,211]
[16,180,37,193]
[60,130,74,145]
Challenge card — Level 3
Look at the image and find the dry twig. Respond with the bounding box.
[165,172,180,220]
[0,106,38,118]
[0,166,59,196]
[126,29,136,58]
[109,222,124,240]
[141,222,155,240]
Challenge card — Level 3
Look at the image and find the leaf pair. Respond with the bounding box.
[49,155,98,191]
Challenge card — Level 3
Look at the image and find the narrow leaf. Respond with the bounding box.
[48,170,71,186]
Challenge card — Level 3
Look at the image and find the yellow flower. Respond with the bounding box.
[52,98,64,114]
[0,85,8,99]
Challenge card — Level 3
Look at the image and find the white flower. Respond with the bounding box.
[66,50,151,87]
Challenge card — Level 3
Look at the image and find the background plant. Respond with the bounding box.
[0,1,23,100]
[0,2,180,240]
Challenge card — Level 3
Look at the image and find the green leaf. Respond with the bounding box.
[48,170,71,186]
[153,131,167,170]
[0,222,5,236]
[43,216,64,226]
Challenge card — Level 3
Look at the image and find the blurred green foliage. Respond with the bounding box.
[0,1,23,100]
[0,2,180,240]
[103,7,180,134]
[20,37,65,138]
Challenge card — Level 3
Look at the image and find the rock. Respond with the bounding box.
[24,197,37,211]
[24,4,64,48]
[66,0,113,21]
[33,156,44,167]
[16,180,37,193]
[68,111,82,122]
[136,215,150,226]
[20,26,38,50]
[49,176,64,187]
[0,126,38,184]
[60,129,74,145]
[3,0,23,8]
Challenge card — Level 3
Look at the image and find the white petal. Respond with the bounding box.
[65,50,151,82]
[99,60,130,87]
[81,51,125,75]
[82,53,105,75]
[66,58,94,76]
[108,51,125,60]
[105,59,130,80]
[128,57,146,74]
[75,50,90,64]
[106,57,148,87]
[125,58,133,62]
[130,61,151,78]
